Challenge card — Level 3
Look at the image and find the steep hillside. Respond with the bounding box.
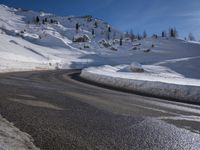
[0,4,123,71]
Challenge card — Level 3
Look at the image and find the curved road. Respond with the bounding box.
[0,70,200,149]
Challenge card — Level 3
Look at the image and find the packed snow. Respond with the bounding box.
[81,64,200,103]
[0,115,39,150]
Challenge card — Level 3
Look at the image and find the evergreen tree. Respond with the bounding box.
[76,23,79,33]
[50,19,54,24]
[169,27,178,38]
[152,34,158,39]
[108,26,111,33]
[44,18,48,22]
[94,21,98,28]
[120,36,123,46]
[36,16,40,23]
[170,28,174,37]
[162,31,166,37]
[92,29,94,35]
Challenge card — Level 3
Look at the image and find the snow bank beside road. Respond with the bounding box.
[0,115,39,150]
[81,65,200,103]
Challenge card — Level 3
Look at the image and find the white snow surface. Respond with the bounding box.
[81,64,200,103]
[0,115,39,150]
[0,4,200,78]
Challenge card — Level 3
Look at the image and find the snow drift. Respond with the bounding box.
[81,65,200,103]
[0,115,39,150]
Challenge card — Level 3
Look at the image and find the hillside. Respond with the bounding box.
[0,4,200,79]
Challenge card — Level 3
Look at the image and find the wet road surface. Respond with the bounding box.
[0,70,200,150]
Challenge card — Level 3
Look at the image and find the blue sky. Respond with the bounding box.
[1,0,200,39]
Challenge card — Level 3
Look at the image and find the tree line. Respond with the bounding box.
[33,16,197,42]
[34,16,58,24]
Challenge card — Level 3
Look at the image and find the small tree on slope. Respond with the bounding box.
[76,23,79,33]
[36,16,40,24]
[120,36,123,46]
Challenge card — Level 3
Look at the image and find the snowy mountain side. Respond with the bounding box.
[0,4,200,80]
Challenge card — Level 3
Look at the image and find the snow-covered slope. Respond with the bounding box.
[0,4,200,80]
[0,4,123,71]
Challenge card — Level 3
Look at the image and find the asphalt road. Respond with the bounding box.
[0,70,200,150]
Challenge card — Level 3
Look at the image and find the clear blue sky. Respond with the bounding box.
[1,0,200,39]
